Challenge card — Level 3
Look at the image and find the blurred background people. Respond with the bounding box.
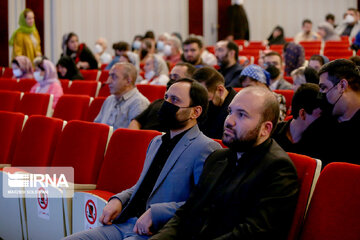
[105,41,130,70]
[308,54,329,72]
[11,55,34,79]
[335,8,360,38]
[140,54,169,85]
[56,55,84,80]
[294,19,321,43]
[163,36,182,66]
[265,25,286,46]
[283,42,305,76]
[291,66,319,91]
[317,22,340,41]
[94,37,112,67]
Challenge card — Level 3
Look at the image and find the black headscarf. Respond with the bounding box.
[56,55,84,80]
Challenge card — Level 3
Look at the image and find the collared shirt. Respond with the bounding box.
[94,88,150,129]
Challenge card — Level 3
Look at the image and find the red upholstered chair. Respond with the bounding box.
[274,89,294,112]
[66,80,101,97]
[0,90,22,111]
[286,153,321,240]
[0,112,27,166]
[213,139,227,148]
[98,83,110,97]
[72,128,161,233]
[100,64,108,71]
[284,76,293,84]
[79,69,99,80]
[299,162,360,240]
[53,94,91,121]
[16,78,36,92]
[87,97,106,121]
[0,79,17,91]
[98,70,109,83]
[2,67,13,78]
[16,93,53,116]
[59,79,70,91]
[136,84,166,102]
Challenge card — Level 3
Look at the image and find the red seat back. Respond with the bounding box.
[12,115,63,166]
[2,68,13,78]
[274,89,294,112]
[0,79,17,91]
[0,90,21,111]
[300,162,360,240]
[136,84,166,102]
[51,120,111,184]
[98,70,109,83]
[16,93,51,116]
[0,111,26,164]
[96,128,161,193]
[59,79,70,91]
[16,78,37,92]
[87,97,106,122]
[79,69,98,80]
[98,83,110,97]
[53,94,91,121]
[66,80,99,97]
[287,153,321,240]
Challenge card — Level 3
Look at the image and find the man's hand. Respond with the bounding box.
[99,198,122,225]
[133,208,153,235]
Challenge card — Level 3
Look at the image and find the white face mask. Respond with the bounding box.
[34,71,44,82]
[345,14,355,24]
[232,0,243,5]
[145,70,156,80]
[157,41,165,51]
[163,45,172,56]
[95,44,103,54]
[13,69,23,78]
[133,40,141,50]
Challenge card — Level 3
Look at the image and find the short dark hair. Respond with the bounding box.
[310,55,325,65]
[144,30,155,40]
[319,59,360,92]
[302,19,312,26]
[349,56,360,67]
[291,83,320,119]
[11,59,20,68]
[174,62,196,78]
[173,78,209,122]
[183,37,203,49]
[192,67,225,92]
[227,41,239,62]
[265,51,283,64]
[113,41,130,51]
[304,67,319,84]
[326,13,335,21]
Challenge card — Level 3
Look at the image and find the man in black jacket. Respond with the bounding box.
[150,86,299,240]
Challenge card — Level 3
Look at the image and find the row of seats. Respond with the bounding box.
[0,111,359,239]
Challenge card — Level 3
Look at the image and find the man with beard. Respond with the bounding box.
[264,51,293,90]
[150,86,299,240]
[182,37,207,68]
[65,78,221,240]
[215,40,243,87]
[294,19,320,43]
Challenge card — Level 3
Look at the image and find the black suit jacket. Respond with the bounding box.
[150,139,299,240]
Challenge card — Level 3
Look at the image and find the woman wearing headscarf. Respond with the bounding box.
[61,32,98,69]
[283,42,305,76]
[140,54,169,85]
[56,55,84,80]
[9,8,42,65]
[30,58,64,108]
[317,22,341,42]
[266,26,286,46]
[11,56,34,79]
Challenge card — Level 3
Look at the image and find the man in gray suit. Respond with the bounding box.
[65,78,221,240]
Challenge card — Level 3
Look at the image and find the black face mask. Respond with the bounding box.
[158,101,191,130]
[318,83,343,116]
[266,65,280,79]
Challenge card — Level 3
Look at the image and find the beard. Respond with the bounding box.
[222,121,262,152]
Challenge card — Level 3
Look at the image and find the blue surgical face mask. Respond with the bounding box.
[34,71,44,82]
[13,69,23,78]
[157,41,165,51]
[132,40,141,50]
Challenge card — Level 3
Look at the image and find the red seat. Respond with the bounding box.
[98,83,111,97]
[0,79,17,91]
[79,69,98,80]
[0,111,27,165]
[59,79,70,92]
[300,162,360,240]
[16,93,52,116]
[16,78,36,92]
[2,68,13,78]
[206,46,215,54]
[98,70,109,83]
[234,39,246,46]
[299,41,321,48]
[53,94,91,121]
[284,76,293,84]
[51,120,112,184]
[100,64,108,71]
[136,84,166,102]
[287,153,321,240]
[87,97,106,122]
[66,80,100,97]
[285,37,294,42]
[213,139,227,148]
[11,115,64,167]
[239,49,260,57]
[274,89,294,112]
[0,90,22,111]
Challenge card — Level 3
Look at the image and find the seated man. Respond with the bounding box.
[263,51,293,90]
[150,86,299,240]
[94,62,149,129]
[192,67,237,139]
[66,78,221,240]
[182,37,208,68]
[294,19,321,43]
[128,62,196,132]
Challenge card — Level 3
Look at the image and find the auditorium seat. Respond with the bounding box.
[0,90,22,111]
[0,79,17,91]
[274,89,294,112]
[299,162,360,240]
[72,128,161,233]
[136,84,166,102]
[53,94,92,121]
[98,70,109,83]
[87,97,106,121]
[1,67,13,78]
[66,80,101,97]
[79,69,99,80]
[16,78,37,92]
[24,120,113,239]
[286,153,321,240]
[213,138,227,148]
[16,93,53,117]
[59,79,70,91]
[98,83,111,97]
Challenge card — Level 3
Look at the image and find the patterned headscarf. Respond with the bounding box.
[284,42,305,76]
[240,64,268,84]
[9,9,38,46]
